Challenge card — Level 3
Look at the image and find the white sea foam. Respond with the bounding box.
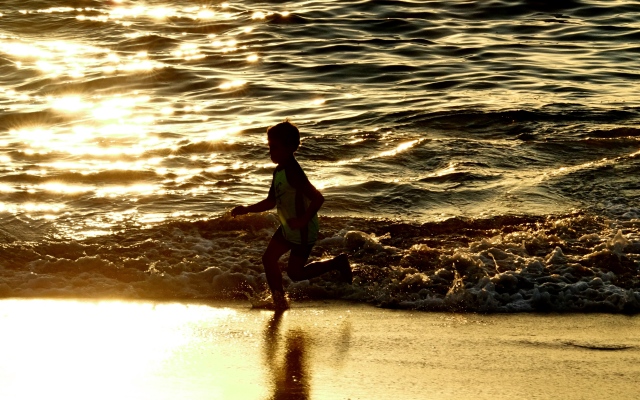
[1,211,638,313]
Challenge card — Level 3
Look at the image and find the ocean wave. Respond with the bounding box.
[266,12,309,25]
[116,34,180,52]
[1,212,638,313]
[397,108,640,133]
[586,127,640,139]
[0,110,69,130]
[419,171,501,184]
[0,0,639,313]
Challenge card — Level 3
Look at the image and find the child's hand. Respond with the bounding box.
[287,217,307,230]
[231,206,248,217]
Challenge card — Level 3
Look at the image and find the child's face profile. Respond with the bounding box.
[268,139,292,164]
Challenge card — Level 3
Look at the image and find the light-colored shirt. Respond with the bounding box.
[268,159,319,245]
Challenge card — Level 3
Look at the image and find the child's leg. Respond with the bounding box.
[262,231,292,296]
[288,251,352,284]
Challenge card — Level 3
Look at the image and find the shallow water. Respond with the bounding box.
[0,1,638,311]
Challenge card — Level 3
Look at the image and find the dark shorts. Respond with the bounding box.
[272,226,314,259]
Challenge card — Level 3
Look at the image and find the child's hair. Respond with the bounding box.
[267,120,300,151]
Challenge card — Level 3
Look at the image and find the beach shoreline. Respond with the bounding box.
[2,2,639,397]
[1,298,638,399]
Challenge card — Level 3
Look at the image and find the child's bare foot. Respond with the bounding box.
[272,291,290,311]
[336,254,352,284]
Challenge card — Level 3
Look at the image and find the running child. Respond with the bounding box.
[231,120,352,310]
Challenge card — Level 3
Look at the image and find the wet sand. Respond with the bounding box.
[0,299,638,399]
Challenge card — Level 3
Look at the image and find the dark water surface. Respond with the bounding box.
[0,0,639,311]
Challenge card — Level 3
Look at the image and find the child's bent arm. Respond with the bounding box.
[302,190,323,223]
[287,187,324,229]
[284,162,325,225]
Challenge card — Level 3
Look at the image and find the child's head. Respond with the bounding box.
[267,120,300,151]
[267,120,300,163]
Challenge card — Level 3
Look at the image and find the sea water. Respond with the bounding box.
[0,0,639,312]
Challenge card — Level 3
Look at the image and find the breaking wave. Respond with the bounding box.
[1,211,639,313]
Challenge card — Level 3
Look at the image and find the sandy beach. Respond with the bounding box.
[0,299,638,400]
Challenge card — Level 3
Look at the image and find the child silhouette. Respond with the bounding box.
[232,120,352,310]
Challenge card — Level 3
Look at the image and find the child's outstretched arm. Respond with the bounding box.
[231,198,276,217]
[231,183,276,217]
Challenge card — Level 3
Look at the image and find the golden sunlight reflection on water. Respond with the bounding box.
[0,0,509,238]
[336,138,424,166]
[102,3,241,25]
[0,38,162,78]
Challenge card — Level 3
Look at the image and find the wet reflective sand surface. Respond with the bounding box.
[1,299,638,399]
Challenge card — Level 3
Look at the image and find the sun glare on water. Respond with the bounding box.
[0,3,282,238]
[9,93,159,157]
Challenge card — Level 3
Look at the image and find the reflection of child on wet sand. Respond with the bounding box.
[264,312,310,399]
[232,120,352,310]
